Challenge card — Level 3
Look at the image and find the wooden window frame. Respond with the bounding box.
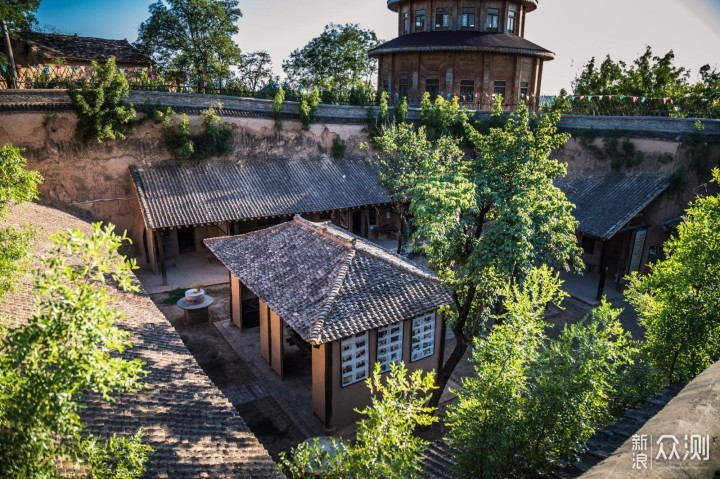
[341,331,369,387]
[377,322,404,373]
[486,8,500,31]
[411,312,436,362]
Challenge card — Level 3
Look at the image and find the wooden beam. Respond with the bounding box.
[596,240,608,302]
[156,230,168,286]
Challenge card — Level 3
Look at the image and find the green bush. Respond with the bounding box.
[68,57,136,144]
[273,87,285,130]
[331,135,347,159]
[162,107,233,161]
[299,87,321,130]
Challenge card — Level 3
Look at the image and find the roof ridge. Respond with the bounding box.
[293,215,356,249]
[308,249,356,345]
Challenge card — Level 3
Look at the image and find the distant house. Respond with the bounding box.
[205,216,451,430]
[130,158,399,285]
[4,31,152,68]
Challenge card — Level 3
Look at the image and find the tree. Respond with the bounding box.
[280,363,437,479]
[626,168,720,384]
[0,223,152,477]
[446,266,635,478]
[69,57,136,144]
[283,23,380,104]
[236,51,273,92]
[135,0,242,85]
[0,0,40,31]
[375,101,582,406]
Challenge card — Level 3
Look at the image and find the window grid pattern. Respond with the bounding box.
[411,313,435,362]
[403,12,410,34]
[415,9,426,30]
[494,80,506,97]
[377,322,404,373]
[461,8,476,29]
[486,8,500,31]
[435,8,450,29]
[508,10,517,33]
[341,332,369,387]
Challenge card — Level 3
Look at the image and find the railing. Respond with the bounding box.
[1,64,717,118]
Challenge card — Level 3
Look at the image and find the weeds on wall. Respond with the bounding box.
[68,57,136,144]
[299,87,321,130]
[273,87,285,131]
[161,107,233,161]
[331,135,347,160]
[578,131,646,170]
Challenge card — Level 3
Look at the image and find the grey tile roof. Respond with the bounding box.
[130,159,393,230]
[3,202,278,478]
[205,216,451,345]
[18,31,152,65]
[556,173,671,240]
[369,31,553,60]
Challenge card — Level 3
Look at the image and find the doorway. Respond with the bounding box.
[177,227,196,254]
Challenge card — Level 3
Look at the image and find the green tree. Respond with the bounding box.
[299,86,321,130]
[136,0,242,85]
[0,0,40,31]
[280,363,437,479]
[446,266,634,478]
[0,223,152,477]
[236,51,273,92]
[0,144,42,293]
[375,102,582,406]
[283,23,380,104]
[69,57,136,144]
[626,168,720,384]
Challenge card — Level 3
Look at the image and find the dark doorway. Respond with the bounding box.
[177,227,196,254]
[352,211,363,236]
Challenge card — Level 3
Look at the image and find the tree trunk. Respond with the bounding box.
[396,216,406,254]
[428,326,470,408]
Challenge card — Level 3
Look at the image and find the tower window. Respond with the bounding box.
[435,8,449,30]
[508,10,517,33]
[461,7,476,29]
[460,80,475,103]
[493,80,506,97]
[403,12,409,34]
[399,78,409,99]
[520,81,529,100]
[486,8,500,31]
[426,79,440,100]
[415,9,425,31]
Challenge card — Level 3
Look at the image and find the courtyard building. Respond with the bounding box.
[205,216,451,430]
[369,0,552,109]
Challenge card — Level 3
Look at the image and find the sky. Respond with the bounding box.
[34,0,720,94]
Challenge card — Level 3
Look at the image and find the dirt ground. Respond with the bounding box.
[152,286,306,460]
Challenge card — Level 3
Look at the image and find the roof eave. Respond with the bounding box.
[369,45,554,60]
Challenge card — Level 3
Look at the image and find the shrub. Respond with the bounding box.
[68,57,136,144]
[273,87,285,130]
[331,135,347,159]
[299,87,321,130]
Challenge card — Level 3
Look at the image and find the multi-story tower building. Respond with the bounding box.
[369,0,553,109]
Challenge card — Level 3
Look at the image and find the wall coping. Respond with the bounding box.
[1,89,718,140]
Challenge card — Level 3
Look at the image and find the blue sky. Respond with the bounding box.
[34,0,720,94]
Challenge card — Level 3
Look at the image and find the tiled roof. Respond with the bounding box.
[556,173,671,240]
[17,31,152,65]
[3,202,278,478]
[130,159,393,230]
[369,31,553,59]
[421,440,457,479]
[205,216,451,345]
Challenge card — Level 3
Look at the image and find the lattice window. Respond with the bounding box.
[377,322,404,373]
[411,313,435,362]
[341,331,369,387]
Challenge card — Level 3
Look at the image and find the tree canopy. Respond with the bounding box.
[626,168,720,384]
[0,0,40,31]
[282,23,380,104]
[569,46,719,117]
[447,267,635,478]
[280,363,437,479]
[135,0,242,84]
[374,100,582,405]
[235,51,273,92]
